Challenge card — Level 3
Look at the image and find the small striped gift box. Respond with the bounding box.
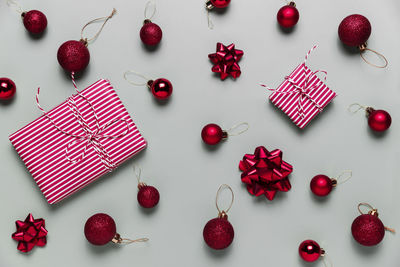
[268,47,336,129]
[9,79,147,204]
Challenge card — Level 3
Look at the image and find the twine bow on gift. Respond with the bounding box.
[36,73,130,171]
[262,45,327,120]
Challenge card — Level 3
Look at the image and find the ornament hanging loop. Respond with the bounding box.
[6,0,23,14]
[133,165,146,188]
[357,202,376,215]
[216,184,234,218]
[80,8,117,45]
[335,170,352,185]
[124,70,151,87]
[112,233,149,244]
[321,252,333,267]
[348,103,367,114]
[359,44,388,69]
[205,0,214,29]
[226,122,249,137]
[144,0,157,21]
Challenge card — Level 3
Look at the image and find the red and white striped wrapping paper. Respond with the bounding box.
[9,79,147,204]
[269,63,336,129]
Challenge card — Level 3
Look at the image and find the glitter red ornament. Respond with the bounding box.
[201,122,249,145]
[277,2,299,28]
[134,166,160,209]
[203,184,235,250]
[208,43,244,80]
[84,213,148,246]
[124,71,173,100]
[310,171,352,197]
[349,104,392,132]
[22,10,47,34]
[0,77,16,100]
[12,213,48,253]
[351,203,395,246]
[298,240,324,262]
[140,1,162,46]
[57,9,116,74]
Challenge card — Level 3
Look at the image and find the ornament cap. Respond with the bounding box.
[365,107,375,117]
[368,209,379,217]
[143,19,152,25]
[138,182,147,190]
[21,12,26,18]
[222,130,228,140]
[289,1,296,7]
[320,248,326,256]
[79,38,89,47]
[218,211,228,220]
[205,0,214,10]
[331,178,338,187]
[111,233,122,244]
[147,80,154,89]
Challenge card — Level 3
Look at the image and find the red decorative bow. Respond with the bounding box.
[12,214,48,253]
[239,146,293,200]
[208,42,243,80]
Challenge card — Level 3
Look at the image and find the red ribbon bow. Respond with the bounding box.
[239,146,293,200]
[208,42,243,80]
[12,214,48,253]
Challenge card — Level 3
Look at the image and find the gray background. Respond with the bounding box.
[0,0,399,266]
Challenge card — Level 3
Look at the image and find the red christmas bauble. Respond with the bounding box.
[351,214,385,246]
[22,10,47,34]
[203,217,234,250]
[57,40,90,73]
[277,3,299,28]
[210,0,231,8]
[84,213,117,246]
[149,78,173,100]
[299,240,322,262]
[367,109,391,132]
[140,21,162,46]
[338,14,371,47]
[310,175,334,197]
[0,78,16,100]
[201,124,226,145]
[138,185,160,208]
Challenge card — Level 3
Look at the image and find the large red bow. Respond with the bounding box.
[208,43,243,80]
[12,214,48,253]
[239,146,293,200]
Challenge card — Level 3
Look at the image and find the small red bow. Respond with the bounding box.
[12,214,48,253]
[239,146,293,200]
[208,43,243,80]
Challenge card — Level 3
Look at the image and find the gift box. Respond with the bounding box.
[9,79,147,204]
[267,46,336,129]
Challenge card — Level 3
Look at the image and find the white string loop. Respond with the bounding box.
[144,0,156,20]
[226,122,249,136]
[335,170,352,185]
[124,70,151,86]
[6,0,23,14]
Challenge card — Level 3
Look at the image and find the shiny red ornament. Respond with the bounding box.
[277,2,299,28]
[201,123,227,145]
[138,184,160,208]
[203,217,234,250]
[352,214,385,246]
[22,10,47,34]
[338,14,371,47]
[0,77,16,100]
[12,213,48,253]
[148,78,172,99]
[140,20,162,46]
[367,108,391,132]
[208,43,244,80]
[239,146,293,200]
[310,175,336,197]
[57,40,90,73]
[84,213,117,246]
[207,0,231,9]
[298,240,323,262]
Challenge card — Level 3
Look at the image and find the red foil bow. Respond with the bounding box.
[239,146,293,200]
[208,42,243,80]
[12,214,48,253]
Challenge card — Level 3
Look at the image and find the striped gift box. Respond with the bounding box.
[9,79,147,204]
[269,63,336,129]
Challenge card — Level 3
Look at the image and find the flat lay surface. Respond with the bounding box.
[0,0,399,266]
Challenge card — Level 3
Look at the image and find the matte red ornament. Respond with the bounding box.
[201,123,227,145]
[310,175,335,197]
[140,20,162,46]
[277,2,299,28]
[148,78,172,100]
[207,0,231,9]
[22,10,47,34]
[203,217,234,250]
[57,40,90,73]
[338,14,371,47]
[138,184,160,208]
[208,43,244,80]
[298,240,323,262]
[239,146,293,200]
[12,213,48,253]
[367,108,391,132]
[84,213,117,246]
[0,77,16,100]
